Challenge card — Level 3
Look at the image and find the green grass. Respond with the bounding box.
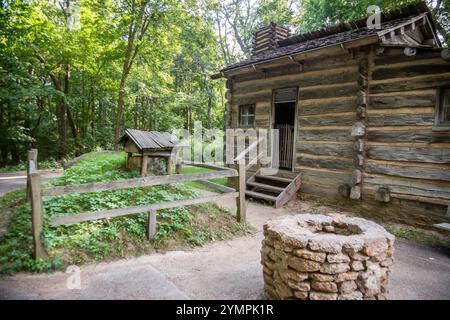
[385,225,450,248]
[179,165,228,191]
[0,153,252,275]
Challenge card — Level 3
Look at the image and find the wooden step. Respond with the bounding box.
[247,181,284,193]
[245,190,277,202]
[256,174,293,184]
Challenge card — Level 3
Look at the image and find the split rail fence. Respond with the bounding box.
[26,149,247,259]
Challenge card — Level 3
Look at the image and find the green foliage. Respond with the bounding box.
[0,153,252,275]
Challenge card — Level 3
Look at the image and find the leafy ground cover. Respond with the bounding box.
[0,153,252,275]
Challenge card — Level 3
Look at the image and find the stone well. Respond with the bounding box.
[261,214,395,300]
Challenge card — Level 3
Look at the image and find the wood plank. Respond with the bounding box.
[148,210,157,239]
[51,192,239,226]
[247,181,284,193]
[369,91,436,109]
[370,73,450,93]
[367,129,435,143]
[236,163,247,223]
[297,129,352,142]
[296,154,353,171]
[245,190,277,201]
[299,114,355,126]
[297,167,351,187]
[365,159,450,182]
[299,96,358,116]
[296,142,353,157]
[368,113,434,126]
[28,162,48,259]
[27,149,37,201]
[275,173,302,208]
[374,51,443,67]
[363,174,450,200]
[367,145,450,163]
[298,83,359,100]
[372,63,450,81]
[43,169,238,196]
[233,65,358,91]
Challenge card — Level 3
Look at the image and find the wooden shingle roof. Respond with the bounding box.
[119,129,179,151]
[220,2,437,74]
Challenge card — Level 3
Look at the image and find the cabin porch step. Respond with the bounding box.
[246,181,285,193]
[245,169,302,208]
[245,190,278,202]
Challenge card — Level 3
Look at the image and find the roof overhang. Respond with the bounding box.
[212,34,379,79]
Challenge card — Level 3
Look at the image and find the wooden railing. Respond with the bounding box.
[26,150,245,260]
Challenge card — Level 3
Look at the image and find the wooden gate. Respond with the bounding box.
[275,124,294,169]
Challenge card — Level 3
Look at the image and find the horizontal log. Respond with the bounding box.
[233,66,358,93]
[372,63,450,81]
[296,167,351,187]
[255,105,271,115]
[43,169,238,196]
[388,193,450,206]
[255,119,270,127]
[297,129,352,142]
[363,174,450,200]
[367,146,450,163]
[365,160,450,182]
[296,154,353,170]
[368,113,434,126]
[298,83,359,100]
[374,50,443,67]
[299,114,355,126]
[296,141,353,157]
[299,97,358,116]
[367,129,434,143]
[370,73,450,93]
[300,183,341,199]
[369,91,435,109]
[232,89,272,104]
[51,192,239,226]
[367,107,434,115]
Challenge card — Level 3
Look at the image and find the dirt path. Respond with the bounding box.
[0,170,63,237]
[0,174,449,300]
[0,169,62,197]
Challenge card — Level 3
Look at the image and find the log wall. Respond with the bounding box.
[226,46,450,227]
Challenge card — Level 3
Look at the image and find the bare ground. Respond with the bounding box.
[0,173,449,300]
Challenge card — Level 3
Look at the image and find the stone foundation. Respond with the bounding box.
[261,214,395,300]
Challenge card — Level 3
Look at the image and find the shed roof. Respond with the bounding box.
[119,129,179,151]
[220,2,438,74]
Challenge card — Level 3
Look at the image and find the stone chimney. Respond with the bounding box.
[252,22,290,56]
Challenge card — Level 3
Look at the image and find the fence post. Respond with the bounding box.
[141,154,148,177]
[26,149,38,201]
[148,210,157,239]
[28,160,48,259]
[236,162,246,223]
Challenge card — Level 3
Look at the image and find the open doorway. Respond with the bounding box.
[273,88,297,170]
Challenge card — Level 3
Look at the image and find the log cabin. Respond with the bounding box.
[213,2,450,228]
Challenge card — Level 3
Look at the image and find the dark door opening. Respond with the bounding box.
[274,101,295,170]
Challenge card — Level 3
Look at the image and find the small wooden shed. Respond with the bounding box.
[119,129,180,176]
